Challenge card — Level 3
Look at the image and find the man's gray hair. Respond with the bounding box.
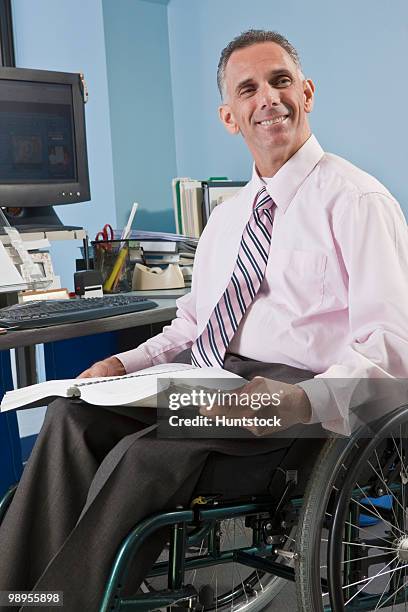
[217,29,302,100]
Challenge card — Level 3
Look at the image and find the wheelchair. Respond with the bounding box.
[2,403,408,611]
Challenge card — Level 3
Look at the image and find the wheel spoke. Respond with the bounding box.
[344,518,396,548]
[340,540,398,552]
[190,539,205,587]
[215,570,218,612]
[392,434,408,481]
[343,554,400,590]
[298,423,408,612]
[321,551,395,569]
[374,561,402,610]
[233,517,248,605]
[400,427,406,535]
[255,569,263,592]
[343,555,400,605]
[375,572,408,609]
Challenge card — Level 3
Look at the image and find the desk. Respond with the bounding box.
[0,298,180,494]
[0,298,178,387]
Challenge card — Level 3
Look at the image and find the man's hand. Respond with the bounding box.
[200,376,312,436]
[77,356,126,379]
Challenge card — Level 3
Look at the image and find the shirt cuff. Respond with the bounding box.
[296,378,341,424]
[113,347,152,374]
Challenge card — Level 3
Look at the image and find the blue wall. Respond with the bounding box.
[6,0,408,443]
[12,0,406,251]
[167,0,408,215]
[103,0,177,232]
[10,0,118,440]
[11,0,116,288]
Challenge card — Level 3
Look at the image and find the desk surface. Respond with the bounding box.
[0,299,178,351]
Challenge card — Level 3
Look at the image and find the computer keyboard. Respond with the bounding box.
[0,295,158,329]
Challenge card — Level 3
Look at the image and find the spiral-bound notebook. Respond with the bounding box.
[0,362,243,412]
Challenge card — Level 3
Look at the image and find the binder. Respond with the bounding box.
[172,177,190,235]
[202,180,247,224]
[172,178,247,237]
[179,179,204,238]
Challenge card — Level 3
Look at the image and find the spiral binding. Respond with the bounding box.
[73,366,196,388]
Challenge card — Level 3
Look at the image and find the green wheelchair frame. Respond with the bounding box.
[3,404,408,612]
[0,484,300,611]
[100,495,300,611]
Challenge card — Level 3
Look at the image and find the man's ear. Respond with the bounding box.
[218,104,240,135]
[303,79,315,113]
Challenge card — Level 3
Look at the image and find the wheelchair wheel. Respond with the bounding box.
[296,404,408,611]
[143,514,291,611]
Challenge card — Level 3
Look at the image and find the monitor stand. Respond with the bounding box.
[1,205,82,232]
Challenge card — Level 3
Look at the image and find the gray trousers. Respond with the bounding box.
[0,352,319,612]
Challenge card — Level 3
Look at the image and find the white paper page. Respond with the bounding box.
[0,239,27,291]
[4,227,43,282]
[1,378,80,412]
[80,365,243,407]
[0,362,244,412]
[0,363,194,412]
[77,363,198,406]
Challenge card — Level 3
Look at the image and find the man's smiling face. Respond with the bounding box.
[219,41,315,175]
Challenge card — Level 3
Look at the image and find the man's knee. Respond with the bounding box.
[42,397,90,430]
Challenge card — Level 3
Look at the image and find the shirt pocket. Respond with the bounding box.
[267,249,327,315]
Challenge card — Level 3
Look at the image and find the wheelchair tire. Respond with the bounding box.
[295,437,347,611]
[295,405,408,612]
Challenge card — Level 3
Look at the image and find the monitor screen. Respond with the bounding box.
[0,67,90,230]
[0,80,76,184]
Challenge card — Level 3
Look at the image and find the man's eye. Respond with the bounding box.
[240,87,255,96]
[276,77,292,87]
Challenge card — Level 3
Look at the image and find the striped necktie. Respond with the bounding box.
[191,186,275,368]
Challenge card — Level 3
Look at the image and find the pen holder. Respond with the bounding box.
[91,240,132,293]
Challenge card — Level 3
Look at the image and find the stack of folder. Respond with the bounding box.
[114,230,198,286]
[131,240,179,265]
[172,178,247,237]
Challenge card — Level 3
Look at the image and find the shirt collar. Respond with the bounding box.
[251,134,324,213]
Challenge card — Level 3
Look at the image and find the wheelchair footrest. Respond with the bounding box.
[117,585,198,611]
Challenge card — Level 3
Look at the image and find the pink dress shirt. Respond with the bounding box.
[115,135,408,434]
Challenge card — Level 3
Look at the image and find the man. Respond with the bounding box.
[83,29,408,434]
[1,29,407,611]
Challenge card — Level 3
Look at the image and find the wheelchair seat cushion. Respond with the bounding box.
[193,446,290,499]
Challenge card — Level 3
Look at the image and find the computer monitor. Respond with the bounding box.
[0,67,90,231]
